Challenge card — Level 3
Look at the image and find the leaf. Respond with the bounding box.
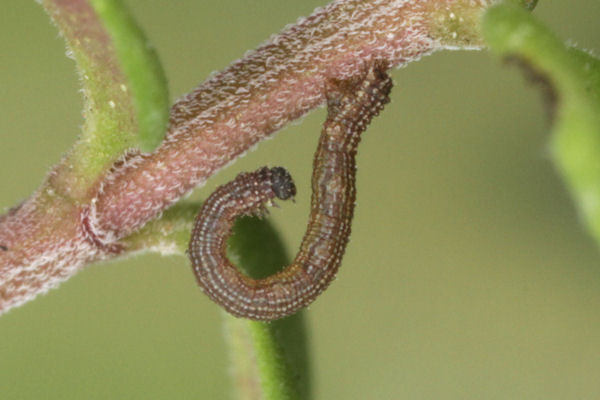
[483,4,600,243]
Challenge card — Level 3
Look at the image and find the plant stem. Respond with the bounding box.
[126,213,311,399]
[91,0,498,242]
[0,0,529,318]
[225,218,311,399]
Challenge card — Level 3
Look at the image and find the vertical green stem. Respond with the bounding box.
[226,218,311,400]
[123,209,311,399]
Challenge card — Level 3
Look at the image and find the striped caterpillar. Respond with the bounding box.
[188,63,392,321]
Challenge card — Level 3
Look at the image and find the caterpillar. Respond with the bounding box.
[188,62,392,321]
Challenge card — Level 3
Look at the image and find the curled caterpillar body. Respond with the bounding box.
[188,63,393,321]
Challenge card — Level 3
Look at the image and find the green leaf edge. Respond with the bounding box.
[483,4,600,243]
[90,0,169,152]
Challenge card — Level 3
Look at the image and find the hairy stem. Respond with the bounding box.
[0,0,516,314]
[91,0,496,242]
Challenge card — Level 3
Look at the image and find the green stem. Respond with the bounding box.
[483,4,600,245]
[224,314,309,400]
[122,208,311,400]
[226,218,311,400]
[89,0,169,152]
[40,0,168,199]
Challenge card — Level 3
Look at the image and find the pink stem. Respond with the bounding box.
[92,0,451,241]
[0,0,492,314]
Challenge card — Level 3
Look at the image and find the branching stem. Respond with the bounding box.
[0,0,500,314]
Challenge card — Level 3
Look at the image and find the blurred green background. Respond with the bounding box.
[1,1,600,399]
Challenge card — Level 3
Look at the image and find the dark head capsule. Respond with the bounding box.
[270,167,297,200]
